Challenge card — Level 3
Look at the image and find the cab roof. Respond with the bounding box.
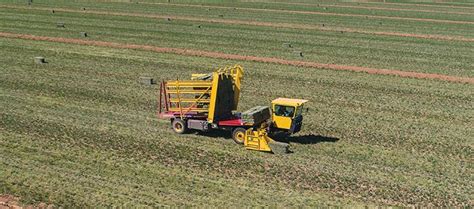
[272,98,308,106]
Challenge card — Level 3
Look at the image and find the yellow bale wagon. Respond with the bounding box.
[158,65,308,154]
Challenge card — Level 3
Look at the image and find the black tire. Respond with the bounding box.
[232,127,246,144]
[172,119,187,134]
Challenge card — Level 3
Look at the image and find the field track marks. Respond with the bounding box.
[366,2,474,10]
[137,2,474,25]
[250,2,474,15]
[1,32,472,84]
[146,2,473,16]
[2,5,473,42]
[275,1,474,10]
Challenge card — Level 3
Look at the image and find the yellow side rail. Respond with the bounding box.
[165,80,213,119]
[163,64,244,123]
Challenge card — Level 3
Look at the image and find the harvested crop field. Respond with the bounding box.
[0,0,473,207]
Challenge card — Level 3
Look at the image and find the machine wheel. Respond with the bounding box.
[172,119,188,134]
[232,127,246,144]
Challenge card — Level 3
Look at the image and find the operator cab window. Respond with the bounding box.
[274,105,295,117]
[295,105,303,116]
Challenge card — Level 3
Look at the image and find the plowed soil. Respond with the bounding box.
[2,5,472,42]
[0,195,52,209]
[0,195,18,209]
[1,32,472,84]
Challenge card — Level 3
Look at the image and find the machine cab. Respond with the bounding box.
[271,98,308,133]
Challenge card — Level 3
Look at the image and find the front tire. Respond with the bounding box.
[232,127,246,144]
[172,119,187,134]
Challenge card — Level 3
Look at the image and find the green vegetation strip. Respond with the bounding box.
[1,32,472,84]
[2,4,473,42]
[0,1,473,207]
[1,38,472,207]
[1,5,472,77]
[137,2,474,24]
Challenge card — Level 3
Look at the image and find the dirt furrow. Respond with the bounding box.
[1,32,472,84]
[1,5,473,42]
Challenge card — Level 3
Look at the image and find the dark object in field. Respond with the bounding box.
[56,22,65,28]
[284,134,340,144]
[167,17,171,21]
[295,51,303,57]
[282,43,292,48]
[51,10,55,13]
[81,7,86,10]
[80,32,88,37]
[218,14,224,17]
[197,25,201,28]
[140,77,156,85]
[241,106,271,124]
[34,57,46,64]
[27,0,32,5]
[340,31,344,34]
[322,23,325,27]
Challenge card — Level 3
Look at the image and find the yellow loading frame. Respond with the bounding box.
[158,65,244,123]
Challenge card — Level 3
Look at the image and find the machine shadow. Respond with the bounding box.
[275,134,340,144]
[195,130,340,145]
[193,129,231,139]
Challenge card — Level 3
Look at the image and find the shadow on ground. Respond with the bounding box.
[193,129,231,139]
[276,134,340,144]
[194,130,340,145]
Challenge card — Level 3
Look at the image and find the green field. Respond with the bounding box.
[0,0,473,207]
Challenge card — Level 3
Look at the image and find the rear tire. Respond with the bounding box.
[232,127,246,144]
[172,119,187,134]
